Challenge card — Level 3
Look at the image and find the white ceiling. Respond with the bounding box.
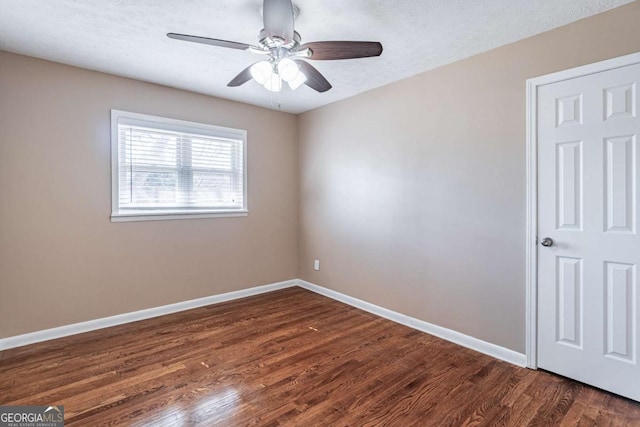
[0,0,633,113]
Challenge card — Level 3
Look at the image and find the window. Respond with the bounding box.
[111,110,247,222]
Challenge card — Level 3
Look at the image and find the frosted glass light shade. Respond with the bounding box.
[288,71,307,90]
[277,58,299,82]
[263,73,282,92]
[250,61,272,85]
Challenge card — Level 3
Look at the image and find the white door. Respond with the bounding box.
[537,62,640,401]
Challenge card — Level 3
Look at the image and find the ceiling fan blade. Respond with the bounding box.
[300,41,383,60]
[294,60,332,93]
[167,33,256,51]
[263,0,294,42]
[227,64,255,87]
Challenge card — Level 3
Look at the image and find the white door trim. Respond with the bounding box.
[525,51,640,369]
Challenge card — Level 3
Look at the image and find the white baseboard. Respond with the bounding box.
[0,279,297,351]
[1,278,527,368]
[296,279,527,367]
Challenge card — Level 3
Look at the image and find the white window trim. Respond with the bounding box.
[110,110,248,222]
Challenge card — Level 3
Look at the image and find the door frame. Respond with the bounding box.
[525,51,640,369]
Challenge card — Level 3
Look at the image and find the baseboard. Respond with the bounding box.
[296,279,527,367]
[1,278,527,367]
[0,279,297,351]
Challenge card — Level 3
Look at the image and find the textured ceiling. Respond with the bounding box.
[0,0,633,113]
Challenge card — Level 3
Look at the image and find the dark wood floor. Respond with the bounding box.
[1,287,639,426]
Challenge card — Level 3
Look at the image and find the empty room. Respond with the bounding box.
[1,0,640,425]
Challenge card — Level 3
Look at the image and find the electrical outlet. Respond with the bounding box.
[314,259,320,271]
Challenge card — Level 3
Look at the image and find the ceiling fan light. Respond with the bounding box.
[250,61,272,85]
[277,58,299,82]
[263,72,282,92]
[288,71,307,90]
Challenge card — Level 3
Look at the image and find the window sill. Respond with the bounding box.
[111,210,249,223]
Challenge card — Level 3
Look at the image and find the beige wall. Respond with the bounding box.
[0,51,298,338]
[298,2,640,353]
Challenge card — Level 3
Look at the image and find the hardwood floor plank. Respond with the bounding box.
[1,287,639,426]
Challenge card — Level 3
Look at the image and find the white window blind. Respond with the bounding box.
[111,110,247,222]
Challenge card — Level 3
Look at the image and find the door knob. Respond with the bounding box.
[540,237,554,247]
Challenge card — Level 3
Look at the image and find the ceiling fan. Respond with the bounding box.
[167,0,383,93]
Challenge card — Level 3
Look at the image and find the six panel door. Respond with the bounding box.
[537,62,640,401]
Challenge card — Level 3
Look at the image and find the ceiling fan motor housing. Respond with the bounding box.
[258,29,301,50]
